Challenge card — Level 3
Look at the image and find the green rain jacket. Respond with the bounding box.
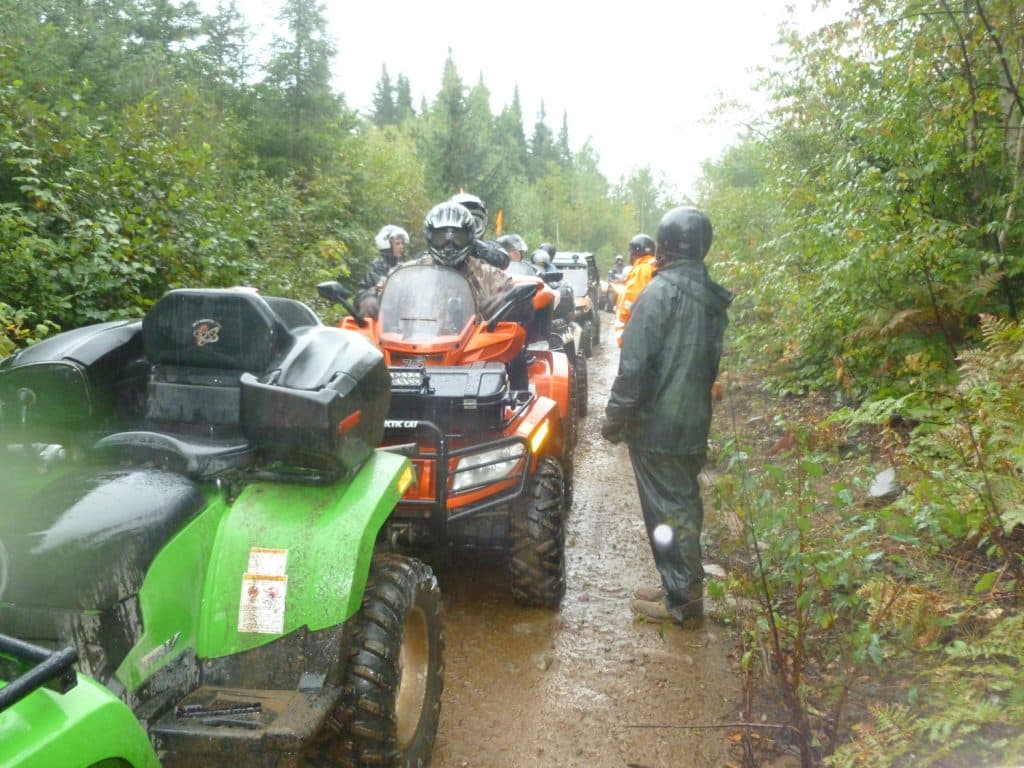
[604,257,733,454]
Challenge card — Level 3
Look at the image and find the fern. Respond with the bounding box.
[827,615,1024,767]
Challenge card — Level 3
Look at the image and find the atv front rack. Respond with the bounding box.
[384,418,531,544]
[0,634,78,713]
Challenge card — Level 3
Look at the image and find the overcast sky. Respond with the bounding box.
[209,1,847,196]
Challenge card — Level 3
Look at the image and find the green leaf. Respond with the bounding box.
[973,571,998,593]
[801,459,825,478]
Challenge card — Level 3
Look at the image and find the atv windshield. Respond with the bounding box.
[506,261,539,278]
[379,264,477,340]
[555,264,590,298]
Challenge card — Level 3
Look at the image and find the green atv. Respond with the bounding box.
[0,288,444,767]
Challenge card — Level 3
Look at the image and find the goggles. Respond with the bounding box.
[428,227,472,251]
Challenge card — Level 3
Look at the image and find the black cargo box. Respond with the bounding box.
[241,326,390,475]
[386,361,509,434]
[0,320,145,437]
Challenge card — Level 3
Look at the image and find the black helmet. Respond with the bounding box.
[449,192,487,238]
[531,249,552,270]
[496,233,527,256]
[655,207,713,266]
[628,234,655,262]
[424,202,476,267]
[538,242,556,259]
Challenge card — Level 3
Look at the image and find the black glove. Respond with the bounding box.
[600,418,624,444]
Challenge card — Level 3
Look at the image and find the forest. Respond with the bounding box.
[0,0,673,351]
[1,0,1022,765]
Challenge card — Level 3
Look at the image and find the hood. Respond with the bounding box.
[657,260,734,315]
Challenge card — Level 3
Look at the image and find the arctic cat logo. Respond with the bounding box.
[192,319,221,347]
[140,631,181,669]
[385,419,420,429]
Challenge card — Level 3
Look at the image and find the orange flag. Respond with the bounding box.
[495,209,504,236]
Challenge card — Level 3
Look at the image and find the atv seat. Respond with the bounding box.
[97,290,298,476]
[141,288,295,424]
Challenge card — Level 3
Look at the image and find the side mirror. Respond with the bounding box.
[317,281,349,303]
[541,270,564,285]
[316,281,367,328]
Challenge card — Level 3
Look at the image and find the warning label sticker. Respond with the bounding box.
[238,574,288,634]
[238,547,289,634]
[246,547,288,576]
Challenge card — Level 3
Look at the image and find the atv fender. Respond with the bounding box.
[116,451,412,679]
[0,673,159,768]
[527,349,571,424]
[195,450,411,658]
[509,393,565,466]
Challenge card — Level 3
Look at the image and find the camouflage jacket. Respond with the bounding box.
[414,253,515,317]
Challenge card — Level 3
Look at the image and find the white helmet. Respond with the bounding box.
[374,224,409,252]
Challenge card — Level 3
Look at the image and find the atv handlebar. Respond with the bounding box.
[93,430,254,477]
[0,634,78,714]
[487,283,539,332]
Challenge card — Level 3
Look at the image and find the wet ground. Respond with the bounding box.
[428,330,742,768]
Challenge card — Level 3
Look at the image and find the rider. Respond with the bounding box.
[448,192,511,269]
[608,254,626,282]
[613,234,657,347]
[531,249,553,273]
[418,202,518,318]
[496,233,528,263]
[355,224,409,316]
[531,250,574,323]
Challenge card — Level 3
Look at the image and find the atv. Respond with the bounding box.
[552,252,602,357]
[506,260,588,431]
[320,262,574,608]
[0,288,444,767]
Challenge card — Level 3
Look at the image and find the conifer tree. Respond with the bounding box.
[395,75,416,123]
[371,64,396,127]
[528,101,557,181]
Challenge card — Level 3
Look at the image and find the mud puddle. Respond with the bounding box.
[429,327,741,767]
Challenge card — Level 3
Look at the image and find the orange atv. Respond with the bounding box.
[506,260,585,448]
[318,262,574,607]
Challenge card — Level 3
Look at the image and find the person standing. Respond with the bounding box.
[612,234,657,347]
[600,207,733,628]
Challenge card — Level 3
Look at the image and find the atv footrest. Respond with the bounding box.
[151,684,339,765]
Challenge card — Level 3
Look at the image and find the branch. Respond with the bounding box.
[625,721,801,733]
[974,0,1024,117]
[938,0,979,155]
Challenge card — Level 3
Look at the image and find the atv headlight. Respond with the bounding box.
[452,443,526,492]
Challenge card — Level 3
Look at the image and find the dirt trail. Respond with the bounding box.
[429,333,741,768]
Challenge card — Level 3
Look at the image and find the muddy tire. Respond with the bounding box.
[575,352,589,418]
[509,456,566,608]
[580,319,594,358]
[565,365,579,449]
[563,450,575,512]
[321,554,445,768]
